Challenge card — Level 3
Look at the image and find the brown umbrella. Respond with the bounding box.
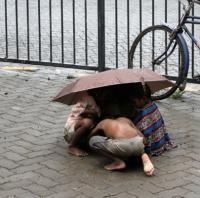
[53,68,174,105]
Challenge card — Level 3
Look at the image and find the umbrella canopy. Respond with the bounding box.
[53,68,174,105]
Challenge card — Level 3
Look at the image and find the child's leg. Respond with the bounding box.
[141,153,154,176]
[89,135,126,171]
[103,156,126,171]
[68,118,94,157]
[64,124,75,143]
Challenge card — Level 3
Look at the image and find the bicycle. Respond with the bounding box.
[128,0,200,100]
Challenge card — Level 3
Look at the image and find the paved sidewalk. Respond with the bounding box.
[1,64,200,198]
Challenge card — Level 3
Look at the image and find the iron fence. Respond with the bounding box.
[0,0,200,81]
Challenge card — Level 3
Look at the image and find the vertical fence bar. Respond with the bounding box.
[152,0,155,71]
[85,0,88,65]
[165,0,168,75]
[26,0,30,60]
[127,0,130,67]
[139,0,142,68]
[178,1,181,74]
[139,0,142,33]
[152,0,154,26]
[178,1,181,25]
[97,0,105,71]
[165,0,167,23]
[4,0,8,58]
[72,0,76,64]
[38,0,41,61]
[115,0,118,68]
[191,4,194,78]
[49,0,52,62]
[15,0,19,59]
[61,0,64,63]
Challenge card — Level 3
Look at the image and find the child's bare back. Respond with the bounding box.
[91,117,142,140]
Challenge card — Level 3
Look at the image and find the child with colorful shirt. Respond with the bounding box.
[130,79,175,156]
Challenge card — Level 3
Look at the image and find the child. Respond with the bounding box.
[92,85,137,119]
[130,78,176,156]
[64,91,100,157]
[92,86,121,119]
[89,117,155,176]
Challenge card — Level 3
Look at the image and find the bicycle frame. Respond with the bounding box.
[175,0,200,47]
[153,0,200,65]
[183,17,200,49]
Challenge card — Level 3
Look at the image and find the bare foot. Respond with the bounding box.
[68,146,88,157]
[104,160,126,171]
[141,153,155,176]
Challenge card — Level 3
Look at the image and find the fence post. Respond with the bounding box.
[97,0,105,72]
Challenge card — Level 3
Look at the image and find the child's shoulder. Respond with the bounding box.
[142,100,154,108]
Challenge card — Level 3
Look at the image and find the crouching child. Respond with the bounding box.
[64,91,100,157]
[89,117,154,176]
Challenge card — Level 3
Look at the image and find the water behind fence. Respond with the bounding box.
[0,0,200,79]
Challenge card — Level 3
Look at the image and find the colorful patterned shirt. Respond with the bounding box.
[132,101,174,156]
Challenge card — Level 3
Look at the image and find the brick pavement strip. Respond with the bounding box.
[1,66,200,197]
[0,188,33,198]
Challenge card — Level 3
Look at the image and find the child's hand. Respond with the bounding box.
[140,76,145,86]
[140,76,147,95]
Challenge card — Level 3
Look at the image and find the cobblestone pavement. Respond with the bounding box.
[1,63,200,198]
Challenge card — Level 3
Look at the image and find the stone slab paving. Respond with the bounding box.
[1,63,200,198]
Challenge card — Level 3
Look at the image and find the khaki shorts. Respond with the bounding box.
[89,135,144,158]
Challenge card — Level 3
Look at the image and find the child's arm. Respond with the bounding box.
[79,110,99,121]
[140,77,147,95]
[140,76,152,99]
[89,122,103,138]
[128,119,145,138]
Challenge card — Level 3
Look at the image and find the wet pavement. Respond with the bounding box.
[1,64,200,198]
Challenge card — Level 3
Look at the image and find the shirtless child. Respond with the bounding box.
[89,117,154,176]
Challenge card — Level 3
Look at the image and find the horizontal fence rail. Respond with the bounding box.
[0,0,200,82]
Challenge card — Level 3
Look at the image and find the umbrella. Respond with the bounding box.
[53,68,174,105]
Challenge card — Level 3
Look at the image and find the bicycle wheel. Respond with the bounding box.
[129,25,189,100]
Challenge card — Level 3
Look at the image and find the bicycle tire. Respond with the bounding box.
[129,25,189,100]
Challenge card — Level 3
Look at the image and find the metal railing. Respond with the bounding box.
[0,0,200,81]
[0,0,100,71]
